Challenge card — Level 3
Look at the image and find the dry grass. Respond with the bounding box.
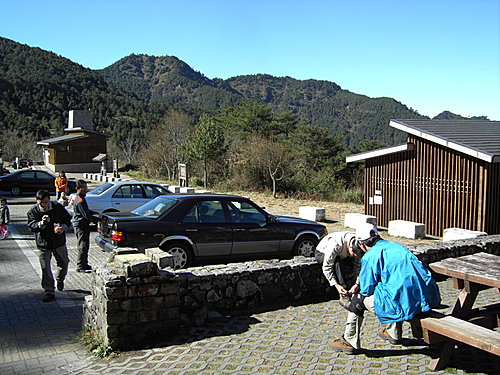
[224,190,439,246]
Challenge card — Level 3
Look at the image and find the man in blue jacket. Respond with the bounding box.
[329,223,441,353]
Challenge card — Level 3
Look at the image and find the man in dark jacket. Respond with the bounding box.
[72,179,99,272]
[27,190,71,302]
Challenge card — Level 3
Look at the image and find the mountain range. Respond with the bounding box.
[0,36,484,147]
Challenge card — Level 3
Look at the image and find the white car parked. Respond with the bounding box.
[67,181,172,214]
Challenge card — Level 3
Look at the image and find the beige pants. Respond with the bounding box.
[343,295,402,349]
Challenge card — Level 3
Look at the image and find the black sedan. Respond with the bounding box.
[96,194,328,269]
[0,169,77,196]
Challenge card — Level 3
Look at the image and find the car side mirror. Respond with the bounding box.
[267,214,277,224]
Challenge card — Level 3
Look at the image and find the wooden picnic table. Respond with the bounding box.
[417,252,500,370]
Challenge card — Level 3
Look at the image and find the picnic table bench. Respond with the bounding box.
[411,252,500,370]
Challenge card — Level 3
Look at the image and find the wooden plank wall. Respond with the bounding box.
[364,135,498,237]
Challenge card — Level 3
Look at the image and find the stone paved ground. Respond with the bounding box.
[0,193,499,375]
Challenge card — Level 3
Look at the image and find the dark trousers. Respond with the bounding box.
[35,245,69,294]
[74,226,90,268]
[315,251,356,290]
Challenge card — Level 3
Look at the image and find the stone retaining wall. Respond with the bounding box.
[83,234,500,350]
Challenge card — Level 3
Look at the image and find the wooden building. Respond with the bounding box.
[37,110,107,173]
[346,119,500,237]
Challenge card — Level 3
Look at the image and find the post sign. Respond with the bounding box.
[179,163,188,187]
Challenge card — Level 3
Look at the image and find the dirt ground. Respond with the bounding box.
[225,190,439,246]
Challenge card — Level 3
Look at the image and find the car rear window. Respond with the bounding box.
[88,183,114,195]
[143,184,170,198]
[131,197,178,219]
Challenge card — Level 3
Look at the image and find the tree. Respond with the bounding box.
[139,110,193,180]
[0,129,40,161]
[183,115,227,188]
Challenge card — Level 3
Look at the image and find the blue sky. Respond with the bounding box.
[1,0,499,120]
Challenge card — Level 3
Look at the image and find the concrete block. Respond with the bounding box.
[299,206,325,222]
[443,228,487,242]
[180,187,195,194]
[168,185,181,193]
[344,213,377,229]
[114,253,158,277]
[146,248,174,269]
[388,220,426,239]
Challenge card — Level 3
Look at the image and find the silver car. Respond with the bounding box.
[67,181,172,214]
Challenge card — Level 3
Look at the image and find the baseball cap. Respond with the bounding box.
[356,223,379,242]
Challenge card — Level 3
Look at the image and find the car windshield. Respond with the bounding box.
[131,196,178,219]
[88,183,114,195]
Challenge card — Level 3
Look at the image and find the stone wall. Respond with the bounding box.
[83,234,500,350]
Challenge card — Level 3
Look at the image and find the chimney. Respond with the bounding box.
[67,110,94,131]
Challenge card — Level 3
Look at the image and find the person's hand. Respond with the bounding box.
[348,284,360,296]
[42,215,50,225]
[335,284,348,296]
[54,224,63,234]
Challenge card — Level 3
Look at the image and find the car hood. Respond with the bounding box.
[274,215,321,226]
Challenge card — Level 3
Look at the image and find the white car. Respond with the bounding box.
[67,181,172,214]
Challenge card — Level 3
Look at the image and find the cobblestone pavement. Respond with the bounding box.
[0,194,499,375]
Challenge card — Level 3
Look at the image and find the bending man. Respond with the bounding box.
[329,223,441,353]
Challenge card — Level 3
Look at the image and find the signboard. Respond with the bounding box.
[179,163,188,187]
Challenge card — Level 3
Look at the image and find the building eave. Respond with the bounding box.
[346,143,414,163]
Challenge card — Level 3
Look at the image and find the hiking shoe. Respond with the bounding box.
[42,293,55,302]
[57,280,64,291]
[328,337,356,354]
[378,328,401,345]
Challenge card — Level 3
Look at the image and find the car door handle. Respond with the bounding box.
[185,229,198,232]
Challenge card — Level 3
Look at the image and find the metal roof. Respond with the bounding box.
[390,119,500,163]
[37,134,88,146]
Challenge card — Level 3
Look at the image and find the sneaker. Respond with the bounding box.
[57,280,64,291]
[77,265,92,273]
[328,337,356,354]
[42,293,55,302]
[378,328,401,345]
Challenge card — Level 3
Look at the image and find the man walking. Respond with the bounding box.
[72,179,99,272]
[329,223,441,353]
[27,190,71,302]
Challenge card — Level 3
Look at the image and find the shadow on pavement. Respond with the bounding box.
[157,315,262,347]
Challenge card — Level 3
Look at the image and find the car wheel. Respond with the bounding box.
[102,208,120,214]
[293,235,318,257]
[11,186,21,196]
[161,242,193,270]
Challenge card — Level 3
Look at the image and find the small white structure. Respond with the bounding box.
[388,220,426,239]
[168,185,181,193]
[179,187,195,194]
[443,228,487,242]
[299,206,325,222]
[344,213,377,229]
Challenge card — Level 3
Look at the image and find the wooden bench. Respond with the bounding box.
[410,310,500,370]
